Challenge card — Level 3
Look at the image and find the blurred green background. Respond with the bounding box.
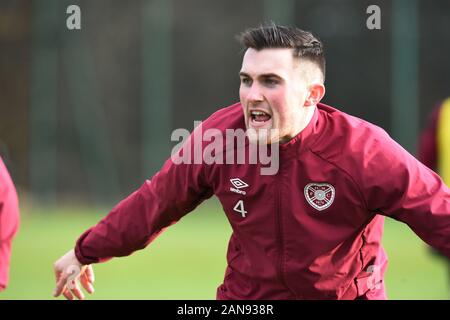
[2,199,449,300]
[1,0,450,300]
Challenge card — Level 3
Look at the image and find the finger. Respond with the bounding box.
[63,288,74,300]
[53,266,64,296]
[54,275,68,297]
[68,280,85,300]
[80,272,94,294]
[54,268,61,282]
[85,265,95,283]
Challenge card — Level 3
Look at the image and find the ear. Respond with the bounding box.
[304,83,325,106]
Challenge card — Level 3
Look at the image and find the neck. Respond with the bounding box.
[280,105,316,144]
[297,105,316,134]
[280,105,316,143]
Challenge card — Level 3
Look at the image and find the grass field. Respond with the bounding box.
[2,198,449,300]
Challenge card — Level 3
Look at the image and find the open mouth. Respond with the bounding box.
[250,110,272,123]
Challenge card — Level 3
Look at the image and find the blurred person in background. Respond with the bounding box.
[0,156,20,292]
[418,97,450,289]
[53,24,450,300]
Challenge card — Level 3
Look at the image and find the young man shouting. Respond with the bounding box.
[54,24,450,300]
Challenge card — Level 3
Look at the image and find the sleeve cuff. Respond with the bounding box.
[74,228,100,265]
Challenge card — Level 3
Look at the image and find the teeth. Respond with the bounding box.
[251,111,268,116]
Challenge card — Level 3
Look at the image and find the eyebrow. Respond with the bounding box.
[239,72,283,79]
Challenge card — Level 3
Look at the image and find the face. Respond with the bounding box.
[239,48,322,144]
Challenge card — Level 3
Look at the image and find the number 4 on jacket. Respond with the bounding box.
[233,200,247,218]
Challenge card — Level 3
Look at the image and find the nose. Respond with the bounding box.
[245,84,264,103]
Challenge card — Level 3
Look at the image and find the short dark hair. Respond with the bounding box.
[237,24,326,81]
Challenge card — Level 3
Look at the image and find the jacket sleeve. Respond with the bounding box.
[356,129,450,259]
[0,158,20,290]
[74,143,213,265]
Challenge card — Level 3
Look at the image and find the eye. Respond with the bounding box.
[263,78,279,86]
[240,77,252,86]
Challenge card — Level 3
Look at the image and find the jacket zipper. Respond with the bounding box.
[275,162,298,298]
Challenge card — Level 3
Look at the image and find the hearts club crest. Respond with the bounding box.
[304,183,335,211]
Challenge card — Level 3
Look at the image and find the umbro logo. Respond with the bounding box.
[230,178,249,195]
[230,178,249,189]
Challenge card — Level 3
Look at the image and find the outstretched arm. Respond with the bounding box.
[359,129,450,258]
[53,140,213,299]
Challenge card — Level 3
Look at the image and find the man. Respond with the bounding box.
[0,156,20,292]
[53,24,450,300]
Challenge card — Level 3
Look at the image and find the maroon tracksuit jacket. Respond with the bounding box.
[0,157,20,290]
[75,103,450,299]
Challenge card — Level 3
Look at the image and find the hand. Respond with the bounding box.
[53,249,95,300]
